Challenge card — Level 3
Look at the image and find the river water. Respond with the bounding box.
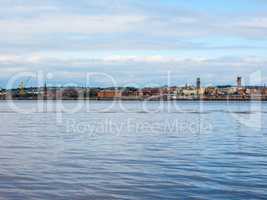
[0,101,267,199]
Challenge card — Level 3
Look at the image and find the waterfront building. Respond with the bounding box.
[62,88,81,100]
[180,86,198,97]
[0,89,6,100]
[141,88,161,97]
[204,87,218,96]
[97,90,122,99]
[121,87,140,97]
[217,87,236,95]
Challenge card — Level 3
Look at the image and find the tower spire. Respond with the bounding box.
[44,81,48,100]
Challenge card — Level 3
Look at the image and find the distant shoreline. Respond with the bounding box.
[1,99,267,102]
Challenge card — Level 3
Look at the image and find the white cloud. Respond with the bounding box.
[236,17,267,29]
[0,14,145,37]
[0,1,267,53]
[0,0,267,86]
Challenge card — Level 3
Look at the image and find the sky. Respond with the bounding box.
[0,0,267,88]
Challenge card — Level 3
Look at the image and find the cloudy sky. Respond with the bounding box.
[1,0,267,87]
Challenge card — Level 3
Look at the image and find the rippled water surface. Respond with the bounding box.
[0,101,267,199]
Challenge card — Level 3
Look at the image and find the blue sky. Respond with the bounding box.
[0,0,267,87]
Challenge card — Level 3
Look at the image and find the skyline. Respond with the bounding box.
[2,76,266,90]
[1,0,267,86]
